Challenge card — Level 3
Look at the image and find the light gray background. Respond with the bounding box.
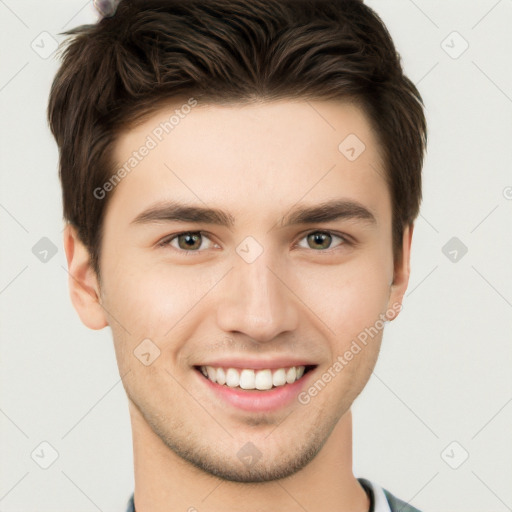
[1,1,511,511]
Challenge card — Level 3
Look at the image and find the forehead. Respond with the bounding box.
[107,98,389,225]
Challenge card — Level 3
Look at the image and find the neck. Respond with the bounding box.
[130,404,369,512]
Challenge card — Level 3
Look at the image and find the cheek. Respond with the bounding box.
[293,258,390,405]
[100,256,223,342]
[293,253,392,341]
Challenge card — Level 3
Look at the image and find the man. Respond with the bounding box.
[48,0,427,510]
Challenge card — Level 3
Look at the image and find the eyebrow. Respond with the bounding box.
[130,199,377,229]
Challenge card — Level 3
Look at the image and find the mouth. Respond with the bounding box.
[193,364,317,413]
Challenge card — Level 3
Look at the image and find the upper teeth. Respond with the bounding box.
[200,365,306,390]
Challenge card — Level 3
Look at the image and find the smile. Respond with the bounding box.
[198,365,315,390]
[194,363,317,413]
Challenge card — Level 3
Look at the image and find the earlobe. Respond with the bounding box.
[386,224,414,320]
[63,224,108,330]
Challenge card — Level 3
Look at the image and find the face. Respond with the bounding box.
[69,98,411,483]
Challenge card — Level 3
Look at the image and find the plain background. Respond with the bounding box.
[1,1,511,511]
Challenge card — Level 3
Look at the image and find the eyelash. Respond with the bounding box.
[157,230,352,255]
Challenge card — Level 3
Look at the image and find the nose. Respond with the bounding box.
[215,247,300,344]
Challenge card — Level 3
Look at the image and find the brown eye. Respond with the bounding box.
[177,232,202,250]
[297,231,347,251]
[160,231,217,253]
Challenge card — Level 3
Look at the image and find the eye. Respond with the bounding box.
[295,230,348,251]
[158,231,218,253]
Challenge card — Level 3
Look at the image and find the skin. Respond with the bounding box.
[64,98,413,512]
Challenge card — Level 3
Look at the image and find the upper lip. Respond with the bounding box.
[195,358,317,370]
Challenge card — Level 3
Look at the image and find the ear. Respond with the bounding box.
[386,223,414,320]
[63,224,108,330]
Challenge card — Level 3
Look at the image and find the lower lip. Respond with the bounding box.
[196,368,315,413]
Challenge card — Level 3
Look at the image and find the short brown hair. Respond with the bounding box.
[48,0,427,279]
